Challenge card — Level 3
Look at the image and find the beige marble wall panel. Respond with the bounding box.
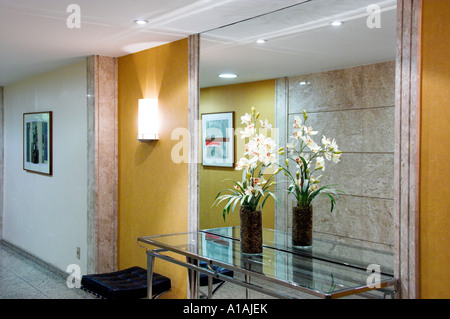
[360,107,395,152]
[283,61,396,251]
[313,195,394,247]
[286,153,394,199]
[289,68,363,113]
[288,107,395,153]
[361,61,396,108]
[284,194,394,248]
[289,61,395,114]
[326,153,394,199]
[288,111,363,153]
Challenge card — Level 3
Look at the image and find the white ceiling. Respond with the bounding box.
[200,0,397,87]
[0,0,397,87]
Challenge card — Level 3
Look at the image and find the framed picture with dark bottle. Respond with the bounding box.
[23,111,52,176]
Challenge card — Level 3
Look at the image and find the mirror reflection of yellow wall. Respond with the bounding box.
[199,79,275,230]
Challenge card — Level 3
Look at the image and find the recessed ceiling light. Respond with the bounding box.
[330,21,343,26]
[256,39,267,44]
[218,73,238,79]
[133,19,149,25]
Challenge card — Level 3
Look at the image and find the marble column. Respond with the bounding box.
[0,86,3,240]
[188,34,200,237]
[394,0,422,299]
[87,56,118,274]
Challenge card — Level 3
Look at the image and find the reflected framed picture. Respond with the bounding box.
[201,112,234,167]
[23,111,53,176]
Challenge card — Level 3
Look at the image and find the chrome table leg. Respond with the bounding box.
[187,257,199,299]
[146,252,155,299]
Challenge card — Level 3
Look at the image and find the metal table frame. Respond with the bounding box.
[138,228,398,299]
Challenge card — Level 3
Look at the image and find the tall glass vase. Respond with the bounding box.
[239,205,262,254]
[292,204,313,247]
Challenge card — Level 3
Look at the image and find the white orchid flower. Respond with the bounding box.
[292,129,303,139]
[261,151,277,167]
[255,133,266,145]
[254,176,267,185]
[241,113,252,125]
[260,119,272,130]
[249,156,259,169]
[305,126,318,136]
[329,139,339,152]
[293,116,303,129]
[244,186,255,198]
[253,184,264,197]
[332,152,341,163]
[286,140,296,149]
[241,123,255,139]
[264,137,276,151]
[235,157,250,170]
[305,137,320,152]
[322,135,331,146]
[315,156,325,171]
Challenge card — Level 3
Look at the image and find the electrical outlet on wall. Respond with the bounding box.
[76,247,80,260]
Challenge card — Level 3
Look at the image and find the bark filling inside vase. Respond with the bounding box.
[292,205,313,246]
[240,206,262,254]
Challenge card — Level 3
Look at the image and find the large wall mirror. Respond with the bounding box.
[198,0,397,270]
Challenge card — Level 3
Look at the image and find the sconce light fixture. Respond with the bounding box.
[137,98,159,141]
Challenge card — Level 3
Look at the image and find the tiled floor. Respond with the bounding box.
[0,242,376,300]
[0,243,93,299]
[0,240,292,300]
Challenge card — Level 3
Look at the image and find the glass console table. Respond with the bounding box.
[138,227,398,299]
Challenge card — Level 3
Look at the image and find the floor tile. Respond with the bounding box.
[0,243,94,299]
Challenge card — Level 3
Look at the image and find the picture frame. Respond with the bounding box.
[201,112,234,167]
[23,111,53,176]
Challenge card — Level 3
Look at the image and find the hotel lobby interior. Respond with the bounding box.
[0,0,448,302]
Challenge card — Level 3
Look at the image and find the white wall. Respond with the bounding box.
[3,60,88,274]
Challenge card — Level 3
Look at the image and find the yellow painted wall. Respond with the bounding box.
[117,39,189,298]
[199,80,276,230]
[420,0,450,299]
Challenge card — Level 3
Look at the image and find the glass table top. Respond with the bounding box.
[138,227,396,298]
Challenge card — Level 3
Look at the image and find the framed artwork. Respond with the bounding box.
[201,112,234,167]
[23,111,53,176]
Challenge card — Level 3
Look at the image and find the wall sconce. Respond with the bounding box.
[137,98,159,141]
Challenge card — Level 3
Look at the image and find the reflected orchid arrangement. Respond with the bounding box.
[213,107,283,220]
[280,110,345,211]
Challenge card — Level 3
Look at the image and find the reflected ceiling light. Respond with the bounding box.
[218,73,238,79]
[256,39,267,44]
[133,19,149,25]
[330,21,343,26]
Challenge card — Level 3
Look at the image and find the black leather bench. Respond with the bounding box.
[81,266,171,299]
